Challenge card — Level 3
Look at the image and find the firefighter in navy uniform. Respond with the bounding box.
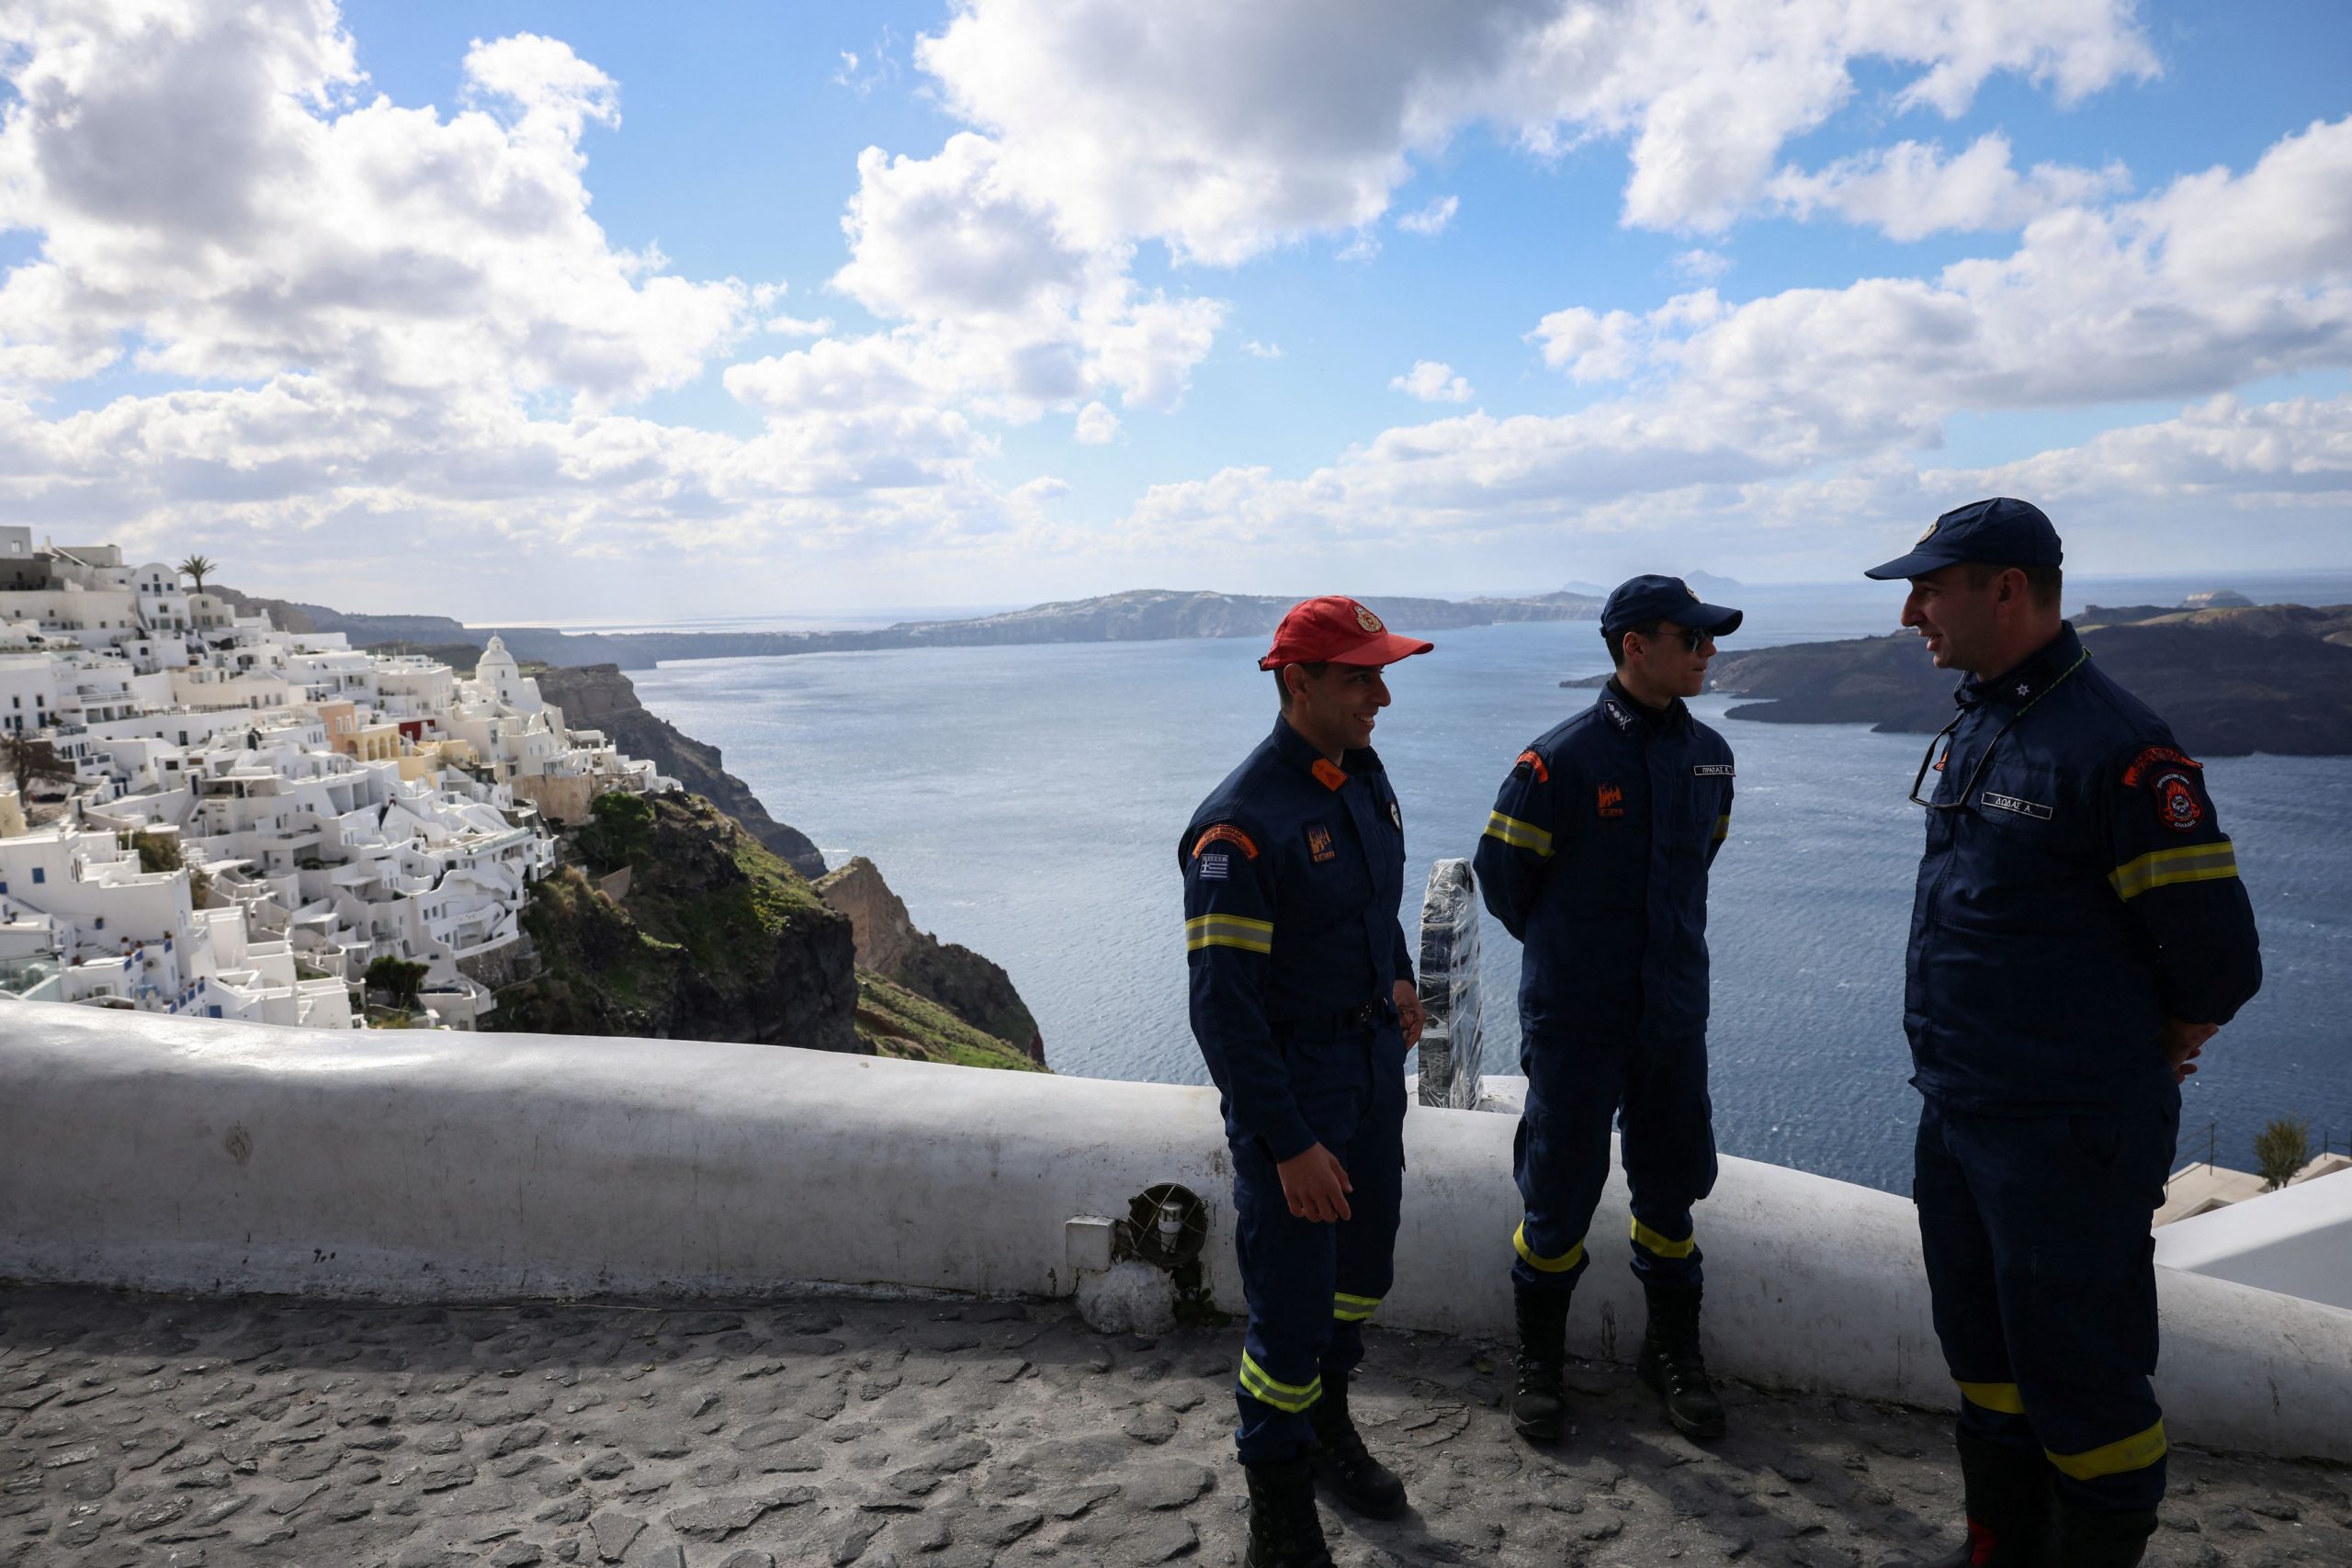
[1865,499,2262,1568]
[1182,595,1432,1568]
[1472,574,1743,1446]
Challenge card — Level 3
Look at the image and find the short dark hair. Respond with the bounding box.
[1272,660,1329,708]
[1963,561,2064,610]
[1604,622,1659,668]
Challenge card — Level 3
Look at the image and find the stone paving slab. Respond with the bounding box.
[1,1284,2345,1567]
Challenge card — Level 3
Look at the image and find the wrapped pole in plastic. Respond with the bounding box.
[1416,857,1484,1109]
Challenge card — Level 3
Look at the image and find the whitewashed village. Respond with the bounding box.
[0,525,676,1031]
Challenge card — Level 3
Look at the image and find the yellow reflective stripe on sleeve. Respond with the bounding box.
[2047,1418,2168,1481]
[1484,810,1555,857]
[1631,1218,1697,1259]
[1957,1380,2027,1415]
[1184,913,1274,953]
[2109,840,2239,901]
[1238,1352,1323,1413]
[1333,1292,1382,1323]
[1712,814,1731,842]
[1513,1222,1585,1273]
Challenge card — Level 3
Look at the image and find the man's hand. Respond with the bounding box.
[1276,1143,1353,1223]
[1393,978,1425,1051]
[2161,1017,2219,1084]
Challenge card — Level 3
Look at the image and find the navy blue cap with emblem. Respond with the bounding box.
[1599,574,1744,638]
[1864,496,2063,581]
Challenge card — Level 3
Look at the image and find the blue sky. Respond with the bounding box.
[2,1,2348,620]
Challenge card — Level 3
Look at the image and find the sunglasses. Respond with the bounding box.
[1633,625,1714,653]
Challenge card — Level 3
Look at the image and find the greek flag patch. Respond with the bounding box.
[1198,852,1229,880]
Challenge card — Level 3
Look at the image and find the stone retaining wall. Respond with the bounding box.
[1,1005,2347,1462]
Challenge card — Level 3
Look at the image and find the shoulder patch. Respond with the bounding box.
[2152,770,2206,833]
[1192,823,1259,860]
[2121,745,2201,787]
[1513,749,1550,784]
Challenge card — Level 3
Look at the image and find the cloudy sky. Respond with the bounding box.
[2,0,2347,622]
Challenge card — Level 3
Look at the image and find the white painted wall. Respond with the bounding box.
[2154,1169,2352,1309]
[1,1005,2347,1463]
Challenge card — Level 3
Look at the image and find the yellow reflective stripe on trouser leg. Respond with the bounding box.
[1333,1292,1381,1323]
[1184,913,1273,953]
[2047,1418,2168,1481]
[1630,1218,1697,1259]
[2109,840,2238,900]
[1237,1352,1322,1413]
[1513,1222,1585,1273]
[1956,1380,2027,1415]
[1483,810,1555,857]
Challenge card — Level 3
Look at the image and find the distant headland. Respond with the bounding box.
[211,586,1607,672]
[1691,603,2352,758]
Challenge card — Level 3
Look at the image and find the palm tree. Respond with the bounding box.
[177,554,217,593]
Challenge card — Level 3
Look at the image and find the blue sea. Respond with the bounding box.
[630,585,2352,1194]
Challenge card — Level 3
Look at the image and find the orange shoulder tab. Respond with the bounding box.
[1516,749,1550,784]
[1192,823,1260,860]
[1311,759,1349,791]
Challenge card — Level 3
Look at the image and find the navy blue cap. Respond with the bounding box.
[1864,496,2063,580]
[1599,574,1743,638]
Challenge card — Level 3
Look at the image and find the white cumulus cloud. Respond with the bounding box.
[1398,195,1459,236]
[1390,361,1474,402]
[911,0,2157,260]
[1073,400,1120,444]
[1769,133,2131,240]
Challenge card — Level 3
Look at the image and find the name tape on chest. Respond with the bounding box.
[1692,763,1734,776]
[1980,791,2053,821]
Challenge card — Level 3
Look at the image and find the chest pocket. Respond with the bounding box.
[1282,817,1374,936]
[1953,758,2077,913]
[1560,770,1647,913]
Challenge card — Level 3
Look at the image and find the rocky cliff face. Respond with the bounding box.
[815,856,1045,1064]
[496,795,858,1051]
[534,663,827,879]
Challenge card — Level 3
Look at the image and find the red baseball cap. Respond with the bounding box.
[1257,595,1436,671]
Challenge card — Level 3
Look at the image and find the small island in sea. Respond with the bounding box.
[1671,603,2352,758]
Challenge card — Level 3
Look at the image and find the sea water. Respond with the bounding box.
[630,619,2352,1194]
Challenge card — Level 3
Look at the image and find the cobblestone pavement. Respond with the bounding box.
[2,1285,2345,1568]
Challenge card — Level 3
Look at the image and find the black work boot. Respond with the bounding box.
[1921,1428,2052,1567]
[1635,1283,1726,1439]
[1306,1371,1407,1518]
[1510,1284,1571,1444]
[2048,1500,2156,1567]
[1242,1455,1335,1568]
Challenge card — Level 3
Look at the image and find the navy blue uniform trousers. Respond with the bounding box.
[1229,1015,1408,1464]
[1915,1095,2179,1513]
[1511,1031,1717,1295]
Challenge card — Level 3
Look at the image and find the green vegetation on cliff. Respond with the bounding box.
[499,792,857,1049]
[857,971,1046,1071]
[499,791,1043,1071]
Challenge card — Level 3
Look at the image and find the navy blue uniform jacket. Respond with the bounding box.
[1182,718,1414,1164]
[1905,625,2260,1112]
[1474,681,1734,1044]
